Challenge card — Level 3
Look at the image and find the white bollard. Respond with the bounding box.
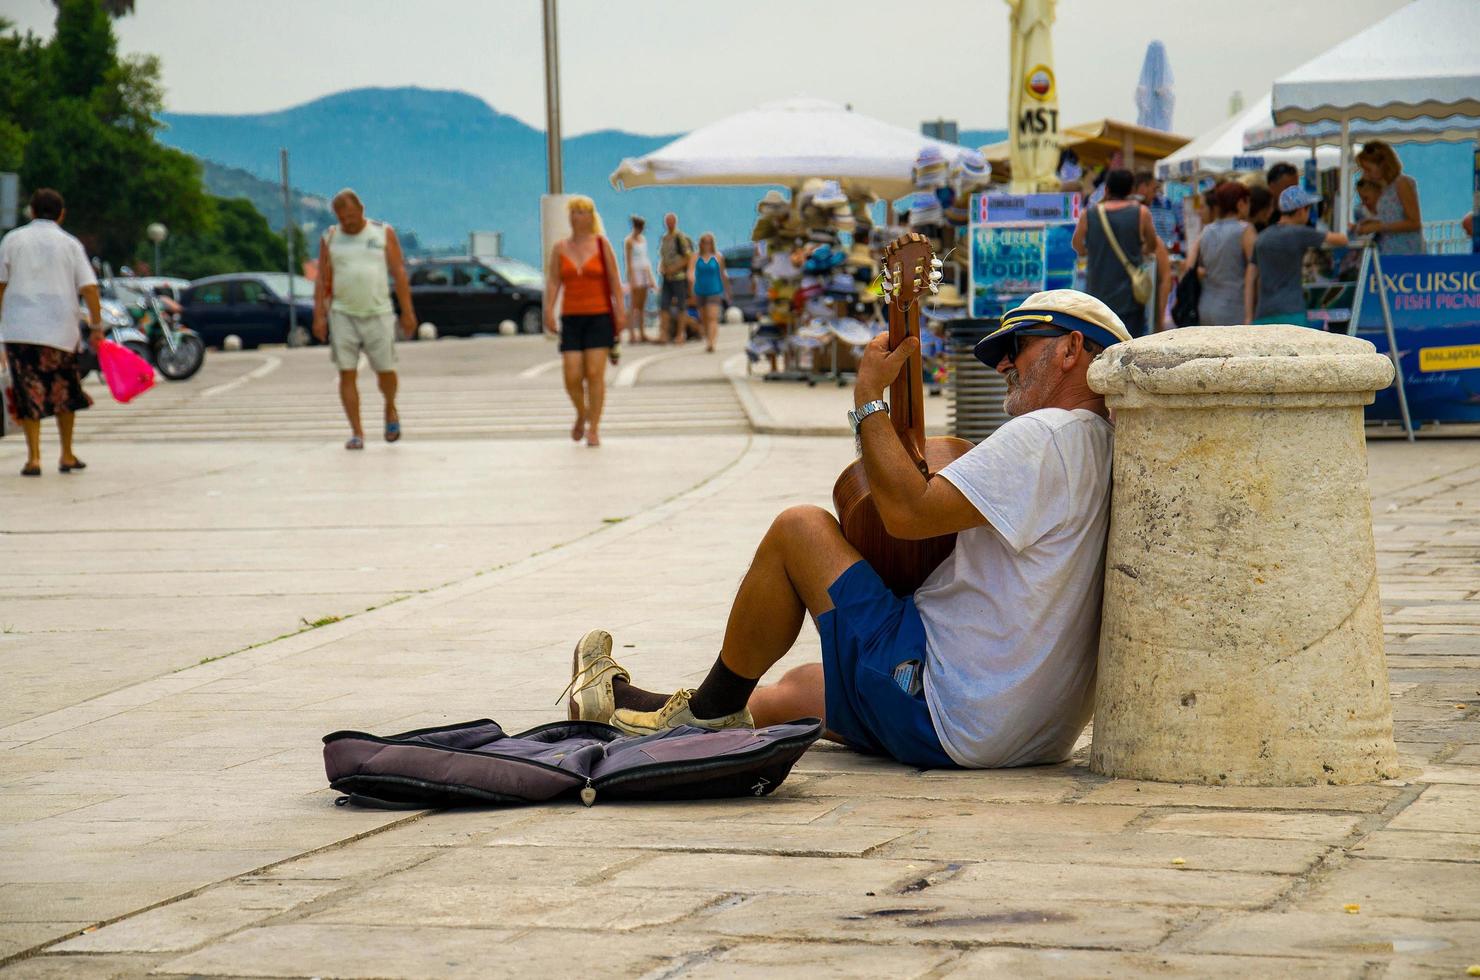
[498,319,518,336]
[1087,326,1400,786]
[724,306,744,325]
[417,322,438,340]
[223,334,242,351]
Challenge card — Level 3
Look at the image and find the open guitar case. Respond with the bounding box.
[324,718,821,809]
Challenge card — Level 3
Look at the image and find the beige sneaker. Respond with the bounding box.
[560,628,629,724]
[610,688,754,736]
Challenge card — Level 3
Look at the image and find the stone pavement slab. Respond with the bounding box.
[3,343,1479,977]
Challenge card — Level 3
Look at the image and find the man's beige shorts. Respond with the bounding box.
[329,310,397,373]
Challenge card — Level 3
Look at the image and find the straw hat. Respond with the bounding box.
[758,189,789,216]
[932,282,966,308]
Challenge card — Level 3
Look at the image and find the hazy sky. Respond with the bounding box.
[5,0,1411,138]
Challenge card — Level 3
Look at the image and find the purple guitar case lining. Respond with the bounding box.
[323,717,822,809]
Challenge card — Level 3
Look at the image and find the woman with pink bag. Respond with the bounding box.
[0,188,103,478]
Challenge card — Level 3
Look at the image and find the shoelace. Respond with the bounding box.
[556,654,627,706]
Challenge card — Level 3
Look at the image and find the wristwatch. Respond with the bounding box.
[848,399,889,454]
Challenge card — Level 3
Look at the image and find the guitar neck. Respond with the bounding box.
[887,278,928,472]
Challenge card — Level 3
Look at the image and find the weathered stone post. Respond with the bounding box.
[1086,326,1400,786]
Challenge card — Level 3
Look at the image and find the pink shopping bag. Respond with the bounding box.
[96,339,156,403]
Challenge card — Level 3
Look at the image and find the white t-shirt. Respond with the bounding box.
[0,219,97,351]
[915,408,1114,768]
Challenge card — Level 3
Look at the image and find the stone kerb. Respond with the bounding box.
[1085,325,1400,786]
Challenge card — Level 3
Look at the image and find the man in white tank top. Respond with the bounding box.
[312,189,417,450]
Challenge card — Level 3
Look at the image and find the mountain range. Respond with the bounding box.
[159,87,1005,268]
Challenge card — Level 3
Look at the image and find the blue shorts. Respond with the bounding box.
[819,561,956,769]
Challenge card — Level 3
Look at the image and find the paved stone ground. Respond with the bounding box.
[1,330,1477,977]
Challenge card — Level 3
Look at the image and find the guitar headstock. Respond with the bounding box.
[880,233,943,308]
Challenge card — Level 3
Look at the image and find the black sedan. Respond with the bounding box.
[180,273,317,349]
[404,256,545,336]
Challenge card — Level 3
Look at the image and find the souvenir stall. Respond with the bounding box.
[948,192,1081,440]
[609,96,977,384]
[1264,0,1480,435]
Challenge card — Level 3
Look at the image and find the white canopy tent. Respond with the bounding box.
[1245,114,1480,152]
[608,97,972,200]
[1270,0,1480,233]
[1156,93,1339,183]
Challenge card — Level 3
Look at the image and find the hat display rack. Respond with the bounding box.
[746,179,885,386]
[900,147,991,394]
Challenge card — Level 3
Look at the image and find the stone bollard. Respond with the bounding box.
[1086,326,1400,786]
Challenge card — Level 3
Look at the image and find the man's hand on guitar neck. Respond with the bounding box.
[854,333,919,409]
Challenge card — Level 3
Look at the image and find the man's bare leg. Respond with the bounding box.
[376,371,398,428]
[338,370,363,439]
[613,505,861,723]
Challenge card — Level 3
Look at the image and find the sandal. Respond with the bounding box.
[345,435,365,450]
[59,458,86,473]
[21,463,41,477]
[385,420,401,443]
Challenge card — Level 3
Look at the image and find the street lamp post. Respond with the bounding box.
[541,0,563,194]
[147,222,167,275]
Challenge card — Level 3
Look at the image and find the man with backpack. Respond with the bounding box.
[657,212,695,344]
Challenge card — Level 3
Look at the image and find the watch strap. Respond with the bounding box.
[849,399,889,433]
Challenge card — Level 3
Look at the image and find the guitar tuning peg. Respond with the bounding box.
[929,270,943,281]
[929,283,939,294]
[930,257,944,269]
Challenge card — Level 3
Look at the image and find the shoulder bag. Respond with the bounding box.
[1097,205,1153,305]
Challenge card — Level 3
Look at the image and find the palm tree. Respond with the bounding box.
[52,0,134,16]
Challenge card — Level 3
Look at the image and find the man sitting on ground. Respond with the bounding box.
[564,290,1129,769]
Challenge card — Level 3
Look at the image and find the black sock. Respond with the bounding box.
[612,676,670,712]
[687,654,759,719]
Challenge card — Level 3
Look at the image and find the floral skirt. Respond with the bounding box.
[5,343,93,421]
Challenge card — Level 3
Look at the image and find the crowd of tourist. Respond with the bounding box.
[1074,140,1432,333]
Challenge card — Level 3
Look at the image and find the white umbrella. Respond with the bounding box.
[1158,93,1339,182]
[608,97,971,200]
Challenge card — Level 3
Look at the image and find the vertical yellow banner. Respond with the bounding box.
[1004,0,1060,193]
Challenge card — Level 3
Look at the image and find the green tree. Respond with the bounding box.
[10,1,206,262]
[46,0,113,100]
[163,196,296,280]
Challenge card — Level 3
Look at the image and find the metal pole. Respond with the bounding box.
[1369,246,1414,442]
[1336,116,1350,236]
[152,240,161,276]
[541,0,563,194]
[280,147,297,338]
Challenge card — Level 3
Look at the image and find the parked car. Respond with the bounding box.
[180,273,317,349]
[721,244,765,321]
[403,256,544,336]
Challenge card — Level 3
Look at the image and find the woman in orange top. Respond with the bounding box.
[544,196,624,447]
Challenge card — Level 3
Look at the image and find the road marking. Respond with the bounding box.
[201,354,282,398]
[518,358,564,379]
[615,345,699,387]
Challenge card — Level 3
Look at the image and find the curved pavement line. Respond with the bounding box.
[517,358,564,380]
[615,344,705,387]
[200,353,283,398]
[0,432,769,747]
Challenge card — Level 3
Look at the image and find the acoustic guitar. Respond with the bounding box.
[832,233,974,596]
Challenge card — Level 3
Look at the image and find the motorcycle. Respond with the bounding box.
[129,287,205,381]
[101,265,206,381]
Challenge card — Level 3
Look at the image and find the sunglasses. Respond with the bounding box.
[1007,327,1071,361]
